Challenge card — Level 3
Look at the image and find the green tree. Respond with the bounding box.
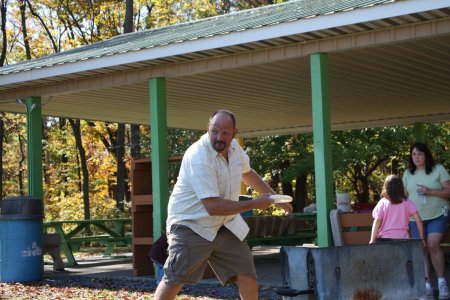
[245,133,315,212]
[1,113,27,197]
[332,127,412,203]
[421,122,450,169]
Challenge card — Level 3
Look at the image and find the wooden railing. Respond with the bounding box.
[43,218,131,266]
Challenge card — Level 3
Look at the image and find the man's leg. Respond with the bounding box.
[156,225,212,299]
[236,275,258,300]
[209,227,258,298]
[154,281,184,300]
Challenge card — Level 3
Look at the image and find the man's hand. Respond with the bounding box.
[252,194,276,210]
[252,194,293,214]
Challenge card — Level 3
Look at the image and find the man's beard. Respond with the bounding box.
[212,141,226,152]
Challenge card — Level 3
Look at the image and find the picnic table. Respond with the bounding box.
[244,212,317,247]
[43,218,131,266]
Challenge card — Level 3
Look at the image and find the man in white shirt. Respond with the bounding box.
[155,109,292,300]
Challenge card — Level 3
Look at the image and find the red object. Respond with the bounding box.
[352,202,376,213]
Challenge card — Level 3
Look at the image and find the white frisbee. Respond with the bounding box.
[269,194,293,203]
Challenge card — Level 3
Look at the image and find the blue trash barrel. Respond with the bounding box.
[239,195,254,217]
[0,196,44,282]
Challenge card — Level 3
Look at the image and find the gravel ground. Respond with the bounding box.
[0,276,282,299]
[0,247,284,299]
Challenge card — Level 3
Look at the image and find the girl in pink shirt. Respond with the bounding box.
[370,175,425,244]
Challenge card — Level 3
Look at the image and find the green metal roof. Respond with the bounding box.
[0,0,448,137]
[0,0,395,75]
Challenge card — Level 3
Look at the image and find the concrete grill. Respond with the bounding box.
[279,239,425,300]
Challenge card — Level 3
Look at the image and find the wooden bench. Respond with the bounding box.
[44,218,131,266]
[330,209,450,248]
[244,213,317,248]
[330,209,373,246]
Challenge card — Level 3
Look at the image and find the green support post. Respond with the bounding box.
[26,97,43,199]
[149,77,169,240]
[310,53,334,247]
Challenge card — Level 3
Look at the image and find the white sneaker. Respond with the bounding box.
[421,284,435,300]
[439,282,450,300]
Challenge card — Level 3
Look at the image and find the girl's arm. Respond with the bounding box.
[412,212,426,248]
[369,218,382,244]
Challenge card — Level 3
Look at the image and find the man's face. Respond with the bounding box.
[207,113,237,154]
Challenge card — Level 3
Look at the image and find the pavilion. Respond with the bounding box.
[0,0,449,248]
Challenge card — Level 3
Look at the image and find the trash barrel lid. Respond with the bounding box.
[0,196,43,219]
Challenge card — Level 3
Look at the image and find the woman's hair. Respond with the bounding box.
[381,174,406,204]
[407,142,436,175]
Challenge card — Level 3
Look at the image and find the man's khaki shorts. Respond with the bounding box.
[162,224,256,285]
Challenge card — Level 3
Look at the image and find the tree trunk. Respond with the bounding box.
[42,116,51,186]
[270,170,280,193]
[75,150,82,192]
[18,134,25,196]
[124,0,133,33]
[118,0,134,207]
[116,123,126,211]
[281,179,294,212]
[130,124,140,159]
[391,158,399,175]
[68,119,90,220]
[0,0,8,66]
[356,174,370,203]
[294,174,308,213]
[19,0,31,60]
[58,118,69,195]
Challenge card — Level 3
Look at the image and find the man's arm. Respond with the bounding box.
[241,169,276,194]
[242,169,293,213]
[201,195,274,216]
[201,169,293,216]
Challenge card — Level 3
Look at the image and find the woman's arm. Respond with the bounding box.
[423,180,450,199]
